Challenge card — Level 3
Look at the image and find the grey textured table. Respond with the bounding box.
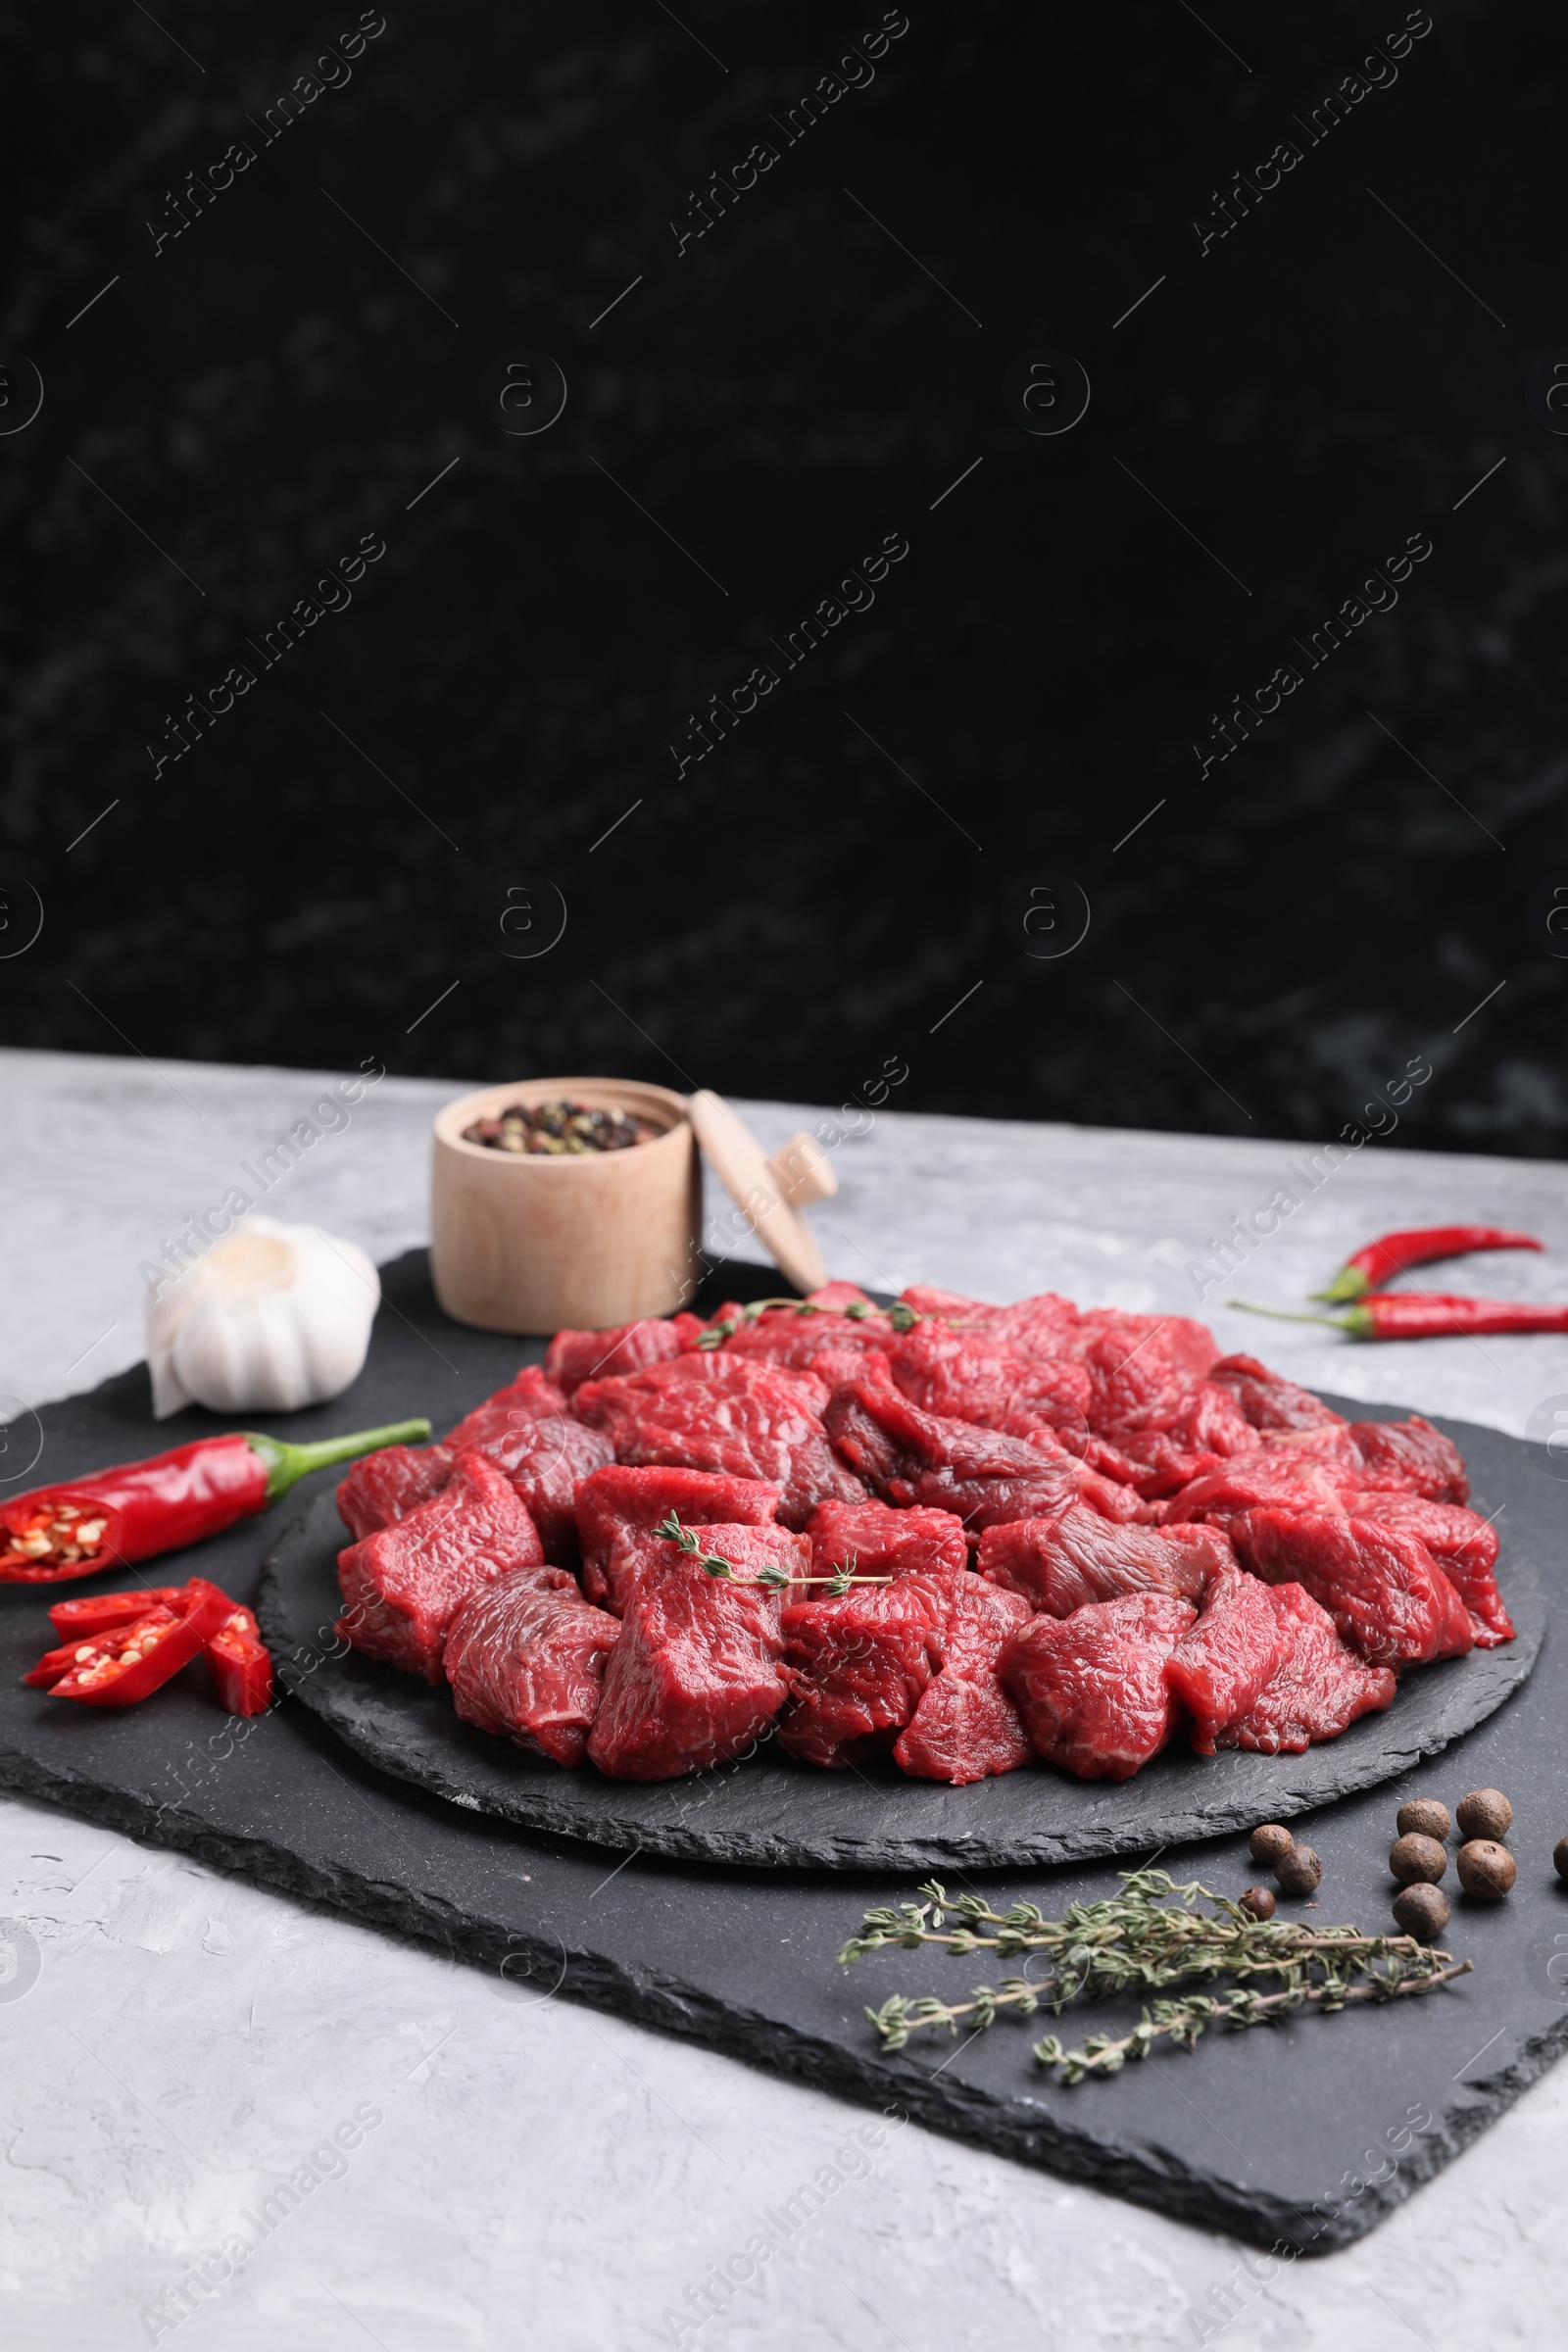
[2,1046,1565,2351]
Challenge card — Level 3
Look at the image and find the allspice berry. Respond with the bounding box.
[1393,1883,1451,1942]
[1455,1788,1513,1842]
[1239,1886,1276,1922]
[1250,1823,1295,1867]
[1396,1798,1451,1842]
[1554,1837,1568,1885]
[1456,1838,1516,1900]
[1389,1833,1447,1886]
[1275,1842,1322,1894]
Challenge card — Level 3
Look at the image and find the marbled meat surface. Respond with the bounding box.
[332,1286,1512,1783]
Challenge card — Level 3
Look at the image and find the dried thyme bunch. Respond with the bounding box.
[840,1869,1471,2082]
[658,1513,890,1596]
[696,1298,922,1348]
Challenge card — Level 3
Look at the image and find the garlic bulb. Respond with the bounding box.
[147,1218,380,1419]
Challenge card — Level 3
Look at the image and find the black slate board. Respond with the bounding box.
[3,1251,1566,2252]
[259,1430,1545,1874]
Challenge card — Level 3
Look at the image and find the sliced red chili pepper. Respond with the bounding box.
[47,1586,189,1640]
[206,1602,273,1717]
[48,1579,230,1706]
[1236,1294,1568,1340]
[1314,1225,1542,1302]
[26,1607,182,1688]
[0,1417,431,1585]
[41,1581,275,1713]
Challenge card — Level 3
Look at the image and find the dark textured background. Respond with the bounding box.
[2,0,1564,1149]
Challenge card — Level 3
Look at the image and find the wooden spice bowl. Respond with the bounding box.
[429,1077,700,1335]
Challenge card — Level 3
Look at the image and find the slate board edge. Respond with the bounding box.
[261,1541,1544,1870]
[1,1720,1552,2257]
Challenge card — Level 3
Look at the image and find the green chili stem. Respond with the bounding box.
[245,1418,433,1503]
[1225,1298,1369,1336]
[1309,1268,1372,1303]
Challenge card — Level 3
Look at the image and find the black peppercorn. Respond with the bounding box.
[1456,1838,1516,1899]
[1275,1843,1322,1894]
[1455,1788,1512,1842]
[1239,1886,1276,1922]
[1389,1833,1447,1886]
[1554,1837,1568,1885]
[1250,1823,1294,1868]
[1392,1884,1450,1942]
[1396,1798,1451,1842]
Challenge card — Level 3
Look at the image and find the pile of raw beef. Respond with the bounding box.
[333,1284,1512,1786]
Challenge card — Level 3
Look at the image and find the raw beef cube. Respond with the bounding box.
[1348,1417,1469,1505]
[545,1316,703,1397]
[807,1497,968,1582]
[586,1530,801,1781]
[1216,1583,1397,1753]
[336,1443,454,1541]
[708,1286,876,1328]
[916,1461,1145,1536]
[666,1518,810,1589]
[1343,1494,1513,1645]
[715,1304,897,1374]
[973,1292,1088,1361]
[1163,1455,1349,1533]
[1080,1308,1221,1385]
[893,1579,1033,1784]
[447,1409,612,1567]
[1000,1592,1196,1781]
[886,1320,1094,1444]
[896,1285,1109,1376]
[1088,1381,1260,1497]
[776,1574,949,1768]
[1075,1313,1218,1439]
[1165,1522,1241,1574]
[423,1366,615,1566]
[1157,1378,1257,1455]
[978,1504,1225,1615]
[810,1347,895,1391]
[804,1281,878,1311]
[822,1377,1149,1536]
[820,1377,929,1494]
[444,1573,621,1765]
[575,1465,780,1616]
[1163,1567,1289,1753]
[444,1365,573,1449]
[572,1356,861,1529]
[336,1450,547,1683]
[1252,1423,1369,1480]
[896,1284,1005,1323]
[824,1375,1085,1505]
[641,1349,837,1412]
[1231,1509,1473,1668]
[1206,1353,1346,1433]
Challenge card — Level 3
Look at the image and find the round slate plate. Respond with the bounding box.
[257,1398,1547,1872]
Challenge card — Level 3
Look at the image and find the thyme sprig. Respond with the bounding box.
[658,1512,892,1596]
[696,1298,922,1349]
[841,1869,1471,2082]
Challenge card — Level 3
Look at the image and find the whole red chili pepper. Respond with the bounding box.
[0,1418,430,1585]
[1236,1295,1568,1340]
[45,1579,231,1706]
[1314,1225,1542,1302]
